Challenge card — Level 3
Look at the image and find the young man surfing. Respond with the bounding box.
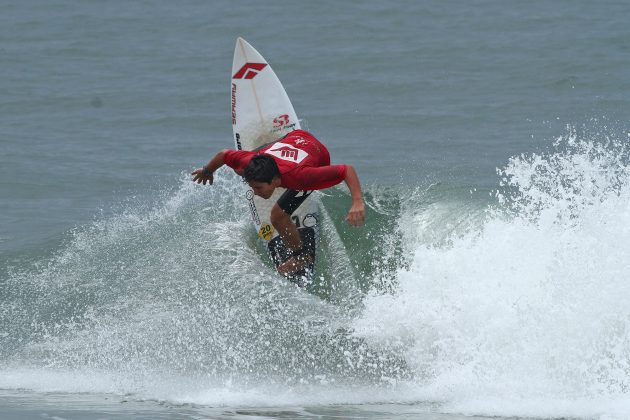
[192,129,365,276]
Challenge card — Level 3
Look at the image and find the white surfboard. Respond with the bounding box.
[231,37,318,279]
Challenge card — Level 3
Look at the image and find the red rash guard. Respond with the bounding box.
[223,130,347,191]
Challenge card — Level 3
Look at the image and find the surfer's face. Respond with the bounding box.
[248,179,277,199]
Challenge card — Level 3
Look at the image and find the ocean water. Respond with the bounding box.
[2,0,630,419]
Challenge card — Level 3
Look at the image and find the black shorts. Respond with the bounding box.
[276,189,313,215]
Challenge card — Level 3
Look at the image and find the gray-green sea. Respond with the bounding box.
[2,1,630,419]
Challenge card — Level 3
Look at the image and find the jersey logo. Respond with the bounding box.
[265,143,308,163]
[233,63,268,79]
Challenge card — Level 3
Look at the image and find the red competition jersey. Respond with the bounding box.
[223,130,347,191]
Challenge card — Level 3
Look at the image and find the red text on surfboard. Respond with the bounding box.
[233,63,268,79]
[273,114,289,127]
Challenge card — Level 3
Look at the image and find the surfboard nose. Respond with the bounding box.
[236,37,251,49]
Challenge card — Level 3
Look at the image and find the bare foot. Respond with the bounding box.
[277,254,313,276]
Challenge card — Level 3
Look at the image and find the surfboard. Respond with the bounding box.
[230,37,318,284]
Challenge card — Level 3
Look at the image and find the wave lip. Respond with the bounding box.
[354,130,630,419]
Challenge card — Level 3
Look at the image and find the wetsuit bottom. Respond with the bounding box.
[276,189,313,215]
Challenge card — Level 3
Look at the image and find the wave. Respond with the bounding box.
[2,126,630,418]
[0,170,408,396]
[353,127,630,418]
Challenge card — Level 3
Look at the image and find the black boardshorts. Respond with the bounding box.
[276,189,313,215]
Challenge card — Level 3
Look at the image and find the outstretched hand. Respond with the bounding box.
[346,198,365,226]
[191,168,214,185]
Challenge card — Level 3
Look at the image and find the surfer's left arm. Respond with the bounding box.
[192,150,229,185]
[343,165,365,227]
[293,164,365,226]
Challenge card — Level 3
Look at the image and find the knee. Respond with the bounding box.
[270,204,289,228]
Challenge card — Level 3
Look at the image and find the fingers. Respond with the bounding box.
[346,199,366,226]
[346,211,365,226]
[191,169,202,183]
[193,174,204,184]
[191,168,213,185]
[352,216,365,226]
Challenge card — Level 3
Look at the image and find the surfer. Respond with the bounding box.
[192,129,365,275]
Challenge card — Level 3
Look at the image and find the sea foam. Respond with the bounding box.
[354,129,630,418]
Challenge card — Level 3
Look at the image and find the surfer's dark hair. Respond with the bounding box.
[243,154,280,184]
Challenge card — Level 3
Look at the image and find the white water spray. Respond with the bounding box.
[354,130,630,418]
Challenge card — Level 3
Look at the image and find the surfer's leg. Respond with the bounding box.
[270,203,302,251]
[272,189,314,275]
[271,204,313,275]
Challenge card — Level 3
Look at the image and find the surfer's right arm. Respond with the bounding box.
[192,149,254,184]
[192,149,230,185]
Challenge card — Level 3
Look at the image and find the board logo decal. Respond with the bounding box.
[231,83,237,124]
[233,63,268,79]
[245,189,260,225]
[235,133,242,150]
[273,114,289,127]
[258,223,274,241]
[303,214,318,228]
[265,144,308,163]
[271,114,297,134]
